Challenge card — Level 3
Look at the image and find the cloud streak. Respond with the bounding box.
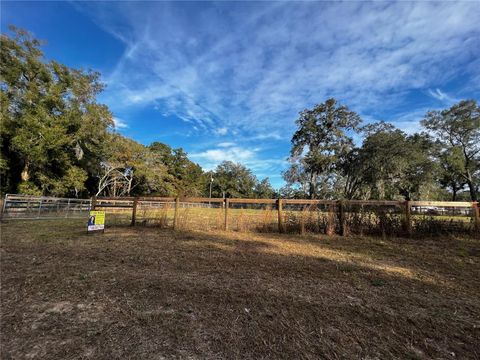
[113,117,128,129]
[74,1,480,185]
[190,143,287,177]
[428,88,459,104]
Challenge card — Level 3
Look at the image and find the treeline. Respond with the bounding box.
[282,99,479,201]
[0,27,275,199]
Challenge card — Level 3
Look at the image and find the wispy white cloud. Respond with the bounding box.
[217,142,235,148]
[190,146,257,170]
[113,117,129,129]
[428,88,458,104]
[375,108,430,135]
[190,145,287,175]
[214,127,228,136]
[248,132,286,141]
[394,120,423,135]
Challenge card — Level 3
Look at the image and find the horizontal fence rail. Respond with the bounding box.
[2,194,479,236]
[1,194,92,220]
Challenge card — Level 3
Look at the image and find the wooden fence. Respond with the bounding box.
[92,196,480,237]
[2,194,477,236]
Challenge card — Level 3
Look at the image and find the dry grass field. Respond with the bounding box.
[1,219,479,359]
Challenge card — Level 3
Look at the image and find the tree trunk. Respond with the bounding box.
[127,176,133,196]
[309,173,317,199]
[451,186,457,201]
[401,189,411,201]
[466,180,477,202]
[464,169,477,201]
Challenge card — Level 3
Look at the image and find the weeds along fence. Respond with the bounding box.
[2,194,479,237]
[92,197,479,237]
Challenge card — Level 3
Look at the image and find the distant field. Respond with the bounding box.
[1,219,479,359]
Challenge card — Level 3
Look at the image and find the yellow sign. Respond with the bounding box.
[87,211,105,232]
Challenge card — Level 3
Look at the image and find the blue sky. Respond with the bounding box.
[2,1,479,188]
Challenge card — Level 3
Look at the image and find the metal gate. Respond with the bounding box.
[1,194,92,220]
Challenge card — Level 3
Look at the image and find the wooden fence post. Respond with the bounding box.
[173,197,180,230]
[0,195,7,220]
[338,200,345,236]
[277,199,284,233]
[224,198,229,231]
[300,206,306,235]
[131,197,138,226]
[473,202,479,234]
[65,199,71,218]
[91,196,97,211]
[404,200,412,236]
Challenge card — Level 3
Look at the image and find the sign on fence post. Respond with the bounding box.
[87,210,105,233]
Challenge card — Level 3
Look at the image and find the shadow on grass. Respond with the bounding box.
[1,220,479,359]
[170,229,479,291]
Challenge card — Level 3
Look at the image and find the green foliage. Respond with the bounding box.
[342,124,436,200]
[148,142,205,196]
[286,99,479,202]
[96,134,147,196]
[421,100,480,201]
[254,178,275,199]
[1,26,112,196]
[17,181,42,196]
[287,98,361,198]
[207,161,275,199]
[210,161,256,198]
[277,184,312,199]
[48,167,88,198]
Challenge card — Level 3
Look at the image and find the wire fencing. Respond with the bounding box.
[2,194,479,237]
[111,197,479,237]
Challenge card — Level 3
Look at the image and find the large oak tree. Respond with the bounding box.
[422,100,480,201]
[286,98,361,198]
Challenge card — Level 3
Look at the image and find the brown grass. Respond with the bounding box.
[1,219,479,359]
